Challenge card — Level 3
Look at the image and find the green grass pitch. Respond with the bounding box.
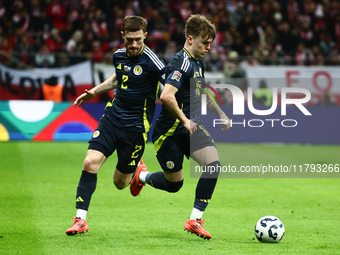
[0,142,339,255]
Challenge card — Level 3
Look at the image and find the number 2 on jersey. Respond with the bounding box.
[121,75,128,89]
[131,145,142,158]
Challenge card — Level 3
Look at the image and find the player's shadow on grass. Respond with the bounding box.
[151,230,213,242]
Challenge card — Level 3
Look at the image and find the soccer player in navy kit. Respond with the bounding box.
[66,16,165,235]
[130,14,231,239]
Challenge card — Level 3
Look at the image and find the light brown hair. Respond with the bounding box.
[122,16,147,33]
[185,14,216,41]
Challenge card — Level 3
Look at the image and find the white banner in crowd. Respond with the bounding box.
[93,63,116,86]
[0,61,93,88]
[1,61,94,100]
[245,66,340,93]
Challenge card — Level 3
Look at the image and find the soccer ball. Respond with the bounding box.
[254,216,285,243]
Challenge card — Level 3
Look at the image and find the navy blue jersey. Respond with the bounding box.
[104,46,165,133]
[154,48,204,136]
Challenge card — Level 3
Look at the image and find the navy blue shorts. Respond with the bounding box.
[152,122,215,173]
[88,115,147,174]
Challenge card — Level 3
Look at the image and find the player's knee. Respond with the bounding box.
[113,178,129,190]
[83,157,97,172]
[83,155,102,173]
[166,179,183,193]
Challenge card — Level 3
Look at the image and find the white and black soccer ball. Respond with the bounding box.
[255,216,285,243]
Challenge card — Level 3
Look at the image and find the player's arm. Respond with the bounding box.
[205,93,231,131]
[73,74,117,107]
[160,83,197,135]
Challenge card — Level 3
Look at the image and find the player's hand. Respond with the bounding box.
[219,113,231,131]
[73,89,95,107]
[184,119,197,136]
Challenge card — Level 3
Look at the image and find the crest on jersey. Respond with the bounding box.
[93,130,100,138]
[133,65,143,75]
[124,65,131,71]
[193,71,200,78]
[166,161,175,169]
[171,71,182,82]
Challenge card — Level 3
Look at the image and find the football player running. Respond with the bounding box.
[66,16,165,235]
[130,14,231,240]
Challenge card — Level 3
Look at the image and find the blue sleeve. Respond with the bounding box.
[165,58,190,89]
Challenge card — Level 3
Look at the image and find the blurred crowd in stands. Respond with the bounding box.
[1,0,340,70]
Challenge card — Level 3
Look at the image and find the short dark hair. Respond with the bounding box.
[122,16,147,33]
[185,14,216,41]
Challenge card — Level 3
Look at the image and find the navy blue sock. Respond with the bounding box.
[76,170,97,210]
[194,161,220,211]
[146,171,183,193]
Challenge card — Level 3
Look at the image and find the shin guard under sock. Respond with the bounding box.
[194,161,220,211]
[75,170,97,210]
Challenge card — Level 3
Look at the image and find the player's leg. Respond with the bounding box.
[139,168,184,191]
[184,124,220,240]
[77,148,108,211]
[66,148,108,235]
[131,133,185,195]
[190,145,220,220]
[66,117,116,236]
[113,168,134,190]
[115,129,146,193]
